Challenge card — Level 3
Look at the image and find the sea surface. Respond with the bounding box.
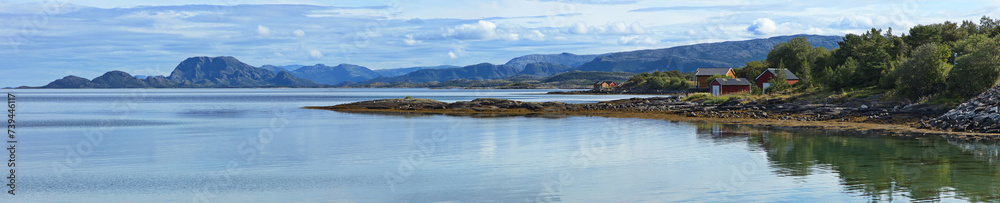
[3,88,1000,202]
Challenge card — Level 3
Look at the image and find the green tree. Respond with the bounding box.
[807,47,834,87]
[946,34,1000,98]
[905,24,943,47]
[894,43,952,99]
[620,71,688,90]
[766,37,814,78]
[828,57,860,90]
[735,61,768,79]
[704,74,732,86]
[979,16,1000,37]
[832,28,905,89]
[765,65,791,94]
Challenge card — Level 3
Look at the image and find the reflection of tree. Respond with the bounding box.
[950,141,1000,169]
[694,123,754,145]
[750,132,1000,202]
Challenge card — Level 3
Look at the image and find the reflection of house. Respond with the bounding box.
[755,68,800,93]
[593,81,618,90]
[695,68,736,88]
[709,78,751,96]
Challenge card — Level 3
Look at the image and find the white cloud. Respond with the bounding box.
[440,20,544,41]
[293,29,305,37]
[257,25,271,36]
[747,18,777,35]
[448,46,466,59]
[403,34,421,45]
[565,21,651,35]
[569,21,589,34]
[618,35,658,45]
[499,33,519,41]
[310,49,323,58]
[524,30,545,41]
[835,16,874,29]
[120,10,201,20]
[611,22,630,34]
[443,20,498,40]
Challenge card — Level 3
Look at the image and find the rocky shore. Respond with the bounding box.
[308,89,1000,141]
[924,85,1000,133]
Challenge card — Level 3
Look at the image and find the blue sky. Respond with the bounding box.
[2,0,998,87]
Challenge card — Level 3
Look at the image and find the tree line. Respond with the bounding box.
[736,16,1000,101]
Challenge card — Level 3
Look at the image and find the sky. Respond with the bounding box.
[1,0,998,87]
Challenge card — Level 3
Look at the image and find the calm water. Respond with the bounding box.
[3,88,999,202]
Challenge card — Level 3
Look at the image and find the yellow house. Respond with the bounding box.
[694,68,735,88]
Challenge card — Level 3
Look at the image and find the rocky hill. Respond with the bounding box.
[42,56,319,88]
[515,62,573,77]
[368,63,519,83]
[925,84,1000,133]
[372,65,461,77]
[288,63,380,85]
[503,52,598,70]
[168,56,277,87]
[575,34,842,73]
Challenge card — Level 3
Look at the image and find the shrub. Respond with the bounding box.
[946,34,1000,98]
[893,43,952,100]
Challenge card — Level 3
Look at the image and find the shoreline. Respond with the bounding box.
[546,89,688,95]
[305,97,1000,142]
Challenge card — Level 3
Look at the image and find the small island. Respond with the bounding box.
[308,83,1000,142]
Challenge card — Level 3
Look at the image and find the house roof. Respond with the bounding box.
[695,68,733,76]
[593,81,616,85]
[756,68,800,80]
[711,78,752,86]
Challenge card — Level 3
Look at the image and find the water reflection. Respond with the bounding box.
[697,124,1000,202]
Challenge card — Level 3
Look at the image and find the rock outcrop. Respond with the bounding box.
[926,84,1000,133]
[40,56,322,88]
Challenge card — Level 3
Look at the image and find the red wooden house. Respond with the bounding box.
[593,81,618,90]
[755,69,799,93]
[695,68,736,88]
[709,78,751,96]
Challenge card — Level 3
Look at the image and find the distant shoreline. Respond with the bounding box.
[546,89,688,95]
[306,97,999,142]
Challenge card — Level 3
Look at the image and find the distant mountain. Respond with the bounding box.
[260,65,295,73]
[504,52,599,70]
[42,75,95,88]
[369,63,519,83]
[514,62,573,77]
[575,34,842,73]
[90,70,147,88]
[372,65,461,77]
[168,56,278,87]
[288,64,380,85]
[541,71,637,83]
[41,56,319,88]
[270,71,319,86]
[43,71,147,88]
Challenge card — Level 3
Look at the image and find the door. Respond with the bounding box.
[712,85,720,96]
[762,83,770,94]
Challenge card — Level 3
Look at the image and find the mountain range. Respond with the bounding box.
[43,56,319,88]
[575,34,841,73]
[503,53,599,70]
[35,34,843,88]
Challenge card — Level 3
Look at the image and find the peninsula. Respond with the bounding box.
[307,84,1000,142]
